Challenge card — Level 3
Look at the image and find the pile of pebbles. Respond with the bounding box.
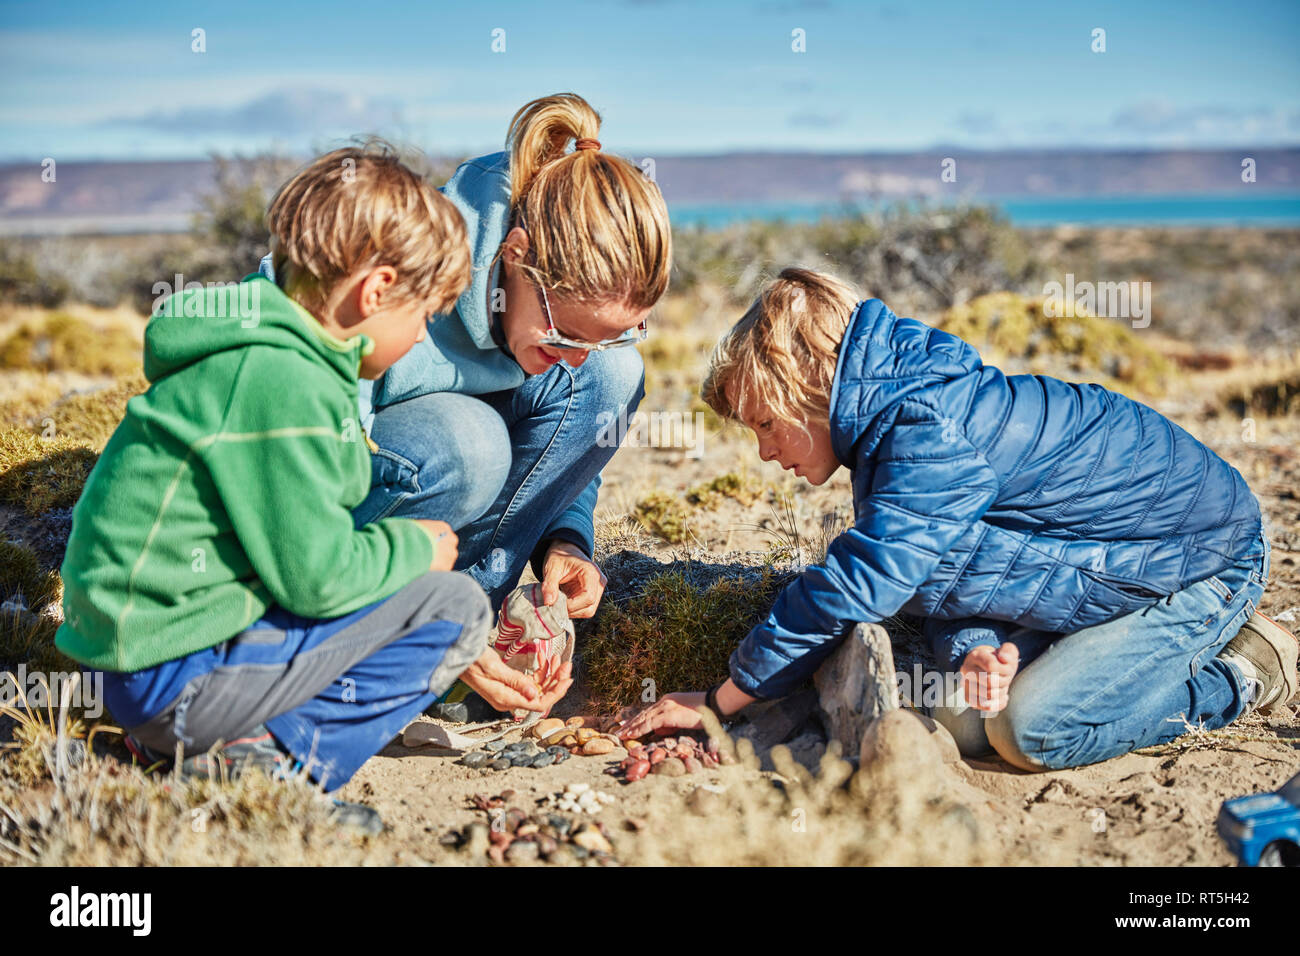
[460,738,570,771]
[457,716,625,772]
[443,789,618,864]
[613,734,735,782]
[542,782,615,814]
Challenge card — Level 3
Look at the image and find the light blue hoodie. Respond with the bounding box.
[259,150,600,554]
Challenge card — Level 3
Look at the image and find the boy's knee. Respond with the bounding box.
[984,703,1058,772]
[405,572,493,696]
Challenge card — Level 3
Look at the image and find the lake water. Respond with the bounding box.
[668,193,1300,229]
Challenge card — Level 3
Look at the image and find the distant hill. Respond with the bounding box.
[1,149,1297,236]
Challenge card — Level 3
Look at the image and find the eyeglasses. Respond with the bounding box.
[534,279,648,352]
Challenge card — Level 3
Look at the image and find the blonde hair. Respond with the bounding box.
[702,268,861,428]
[266,140,471,316]
[502,93,672,311]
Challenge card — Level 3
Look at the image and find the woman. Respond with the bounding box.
[265,93,671,631]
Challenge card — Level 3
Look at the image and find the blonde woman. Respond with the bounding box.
[262,94,670,646]
[618,268,1296,772]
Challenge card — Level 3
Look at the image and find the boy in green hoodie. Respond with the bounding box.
[57,145,570,810]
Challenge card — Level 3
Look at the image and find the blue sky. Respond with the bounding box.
[1,0,1298,161]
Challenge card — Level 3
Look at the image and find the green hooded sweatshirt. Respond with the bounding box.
[55,275,435,672]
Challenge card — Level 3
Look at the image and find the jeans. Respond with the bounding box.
[353,347,645,611]
[102,572,492,792]
[924,532,1270,771]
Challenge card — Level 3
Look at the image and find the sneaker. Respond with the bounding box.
[179,724,299,780]
[125,724,298,781]
[424,680,505,723]
[1220,612,1299,716]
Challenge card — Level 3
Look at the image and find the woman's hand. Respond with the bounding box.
[540,540,606,618]
[413,519,458,572]
[460,649,545,713]
[960,642,1020,712]
[459,651,575,716]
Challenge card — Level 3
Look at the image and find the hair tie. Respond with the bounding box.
[574,137,601,151]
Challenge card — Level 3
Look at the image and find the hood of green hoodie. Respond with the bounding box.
[145,274,370,385]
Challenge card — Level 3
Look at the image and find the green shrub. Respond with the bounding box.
[583,565,788,707]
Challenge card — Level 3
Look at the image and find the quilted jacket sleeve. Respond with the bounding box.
[729,401,1000,699]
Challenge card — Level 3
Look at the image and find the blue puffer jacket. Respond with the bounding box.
[729,299,1265,699]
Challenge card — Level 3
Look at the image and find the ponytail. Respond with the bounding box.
[502,92,672,311]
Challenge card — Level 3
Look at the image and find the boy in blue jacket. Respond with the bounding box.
[618,268,1297,771]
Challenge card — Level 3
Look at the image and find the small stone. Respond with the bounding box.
[565,717,585,729]
[505,741,528,753]
[559,734,578,748]
[538,835,559,858]
[648,748,667,765]
[654,757,686,777]
[490,758,512,771]
[581,738,615,756]
[701,753,718,769]
[485,740,508,752]
[534,717,565,738]
[546,745,567,755]
[567,782,591,794]
[682,756,701,774]
[531,752,555,768]
[625,759,650,782]
[685,786,720,816]
[575,728,598,746]
[571,826,613,855]
[463,822,490,857]
[505,840,540,864]
[500,790,516,801]
[661,737,678,750]
[553,750,571,764]
[461,751,489,768]
[510,752,535,767]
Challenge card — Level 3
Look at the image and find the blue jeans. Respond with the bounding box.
[354,347,645,610]
[102,572,492,792]
[924,533,1269,771]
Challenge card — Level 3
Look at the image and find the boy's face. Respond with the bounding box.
[730,384,840,485]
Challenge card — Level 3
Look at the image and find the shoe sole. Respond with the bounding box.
[1240,613,1299,714]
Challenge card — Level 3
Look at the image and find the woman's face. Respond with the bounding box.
[728,382,841,485]
[499,227,649,375]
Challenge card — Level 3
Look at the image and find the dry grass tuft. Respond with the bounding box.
[0,312,140,378]
[938,291,1179,396]
[0,428,98,514]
